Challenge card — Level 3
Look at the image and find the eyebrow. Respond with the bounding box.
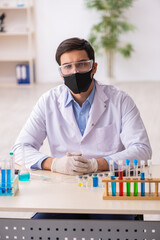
[62,59,89,66]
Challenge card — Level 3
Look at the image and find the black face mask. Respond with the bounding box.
[64,70,93,94]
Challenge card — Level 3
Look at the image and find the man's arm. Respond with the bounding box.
[96,158,109,171]
[107,95,152,166]
[42,157,53,170]
[12,96,48,169]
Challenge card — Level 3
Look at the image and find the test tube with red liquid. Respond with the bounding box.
[118,160,123,196]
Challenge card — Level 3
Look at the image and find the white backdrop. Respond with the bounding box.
[34,0,160,83]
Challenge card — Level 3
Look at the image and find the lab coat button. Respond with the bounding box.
[91,123,94,126]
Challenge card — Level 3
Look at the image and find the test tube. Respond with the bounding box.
[109,160,116,196]
[9,152,15,177]
[133,159,138,196]
[140,160,145,196]
[6,158,11,194]
[118,160,123,196]
[125,159,130,196]
[147,160,152,196]
[1,159,6,194]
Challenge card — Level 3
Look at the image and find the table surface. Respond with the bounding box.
[0,165,160,215]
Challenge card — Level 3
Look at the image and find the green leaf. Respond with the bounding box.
[119,21,135,32]
[118,44,134,57]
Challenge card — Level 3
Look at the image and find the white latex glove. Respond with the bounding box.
[77,157,98,173]
[66,153,98,173]
[51,155,89,175]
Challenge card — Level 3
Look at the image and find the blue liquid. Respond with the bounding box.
[7,169,11,193]
[18,173,30,181]
[1,169,6,193]
[93,175,98,187]
[111,176,116,196]
[141,172,145,196]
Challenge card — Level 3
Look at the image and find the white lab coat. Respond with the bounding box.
[12,80,152,169]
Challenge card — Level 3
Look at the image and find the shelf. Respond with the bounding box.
[0,5,33,10]
[0,31,33,36]
[0,0,35,83]
[0,57,34,62]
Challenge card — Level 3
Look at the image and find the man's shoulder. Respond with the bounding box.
[95,80,128,100]
[41,83,67,101]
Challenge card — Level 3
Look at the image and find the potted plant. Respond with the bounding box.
[84,0,135,81]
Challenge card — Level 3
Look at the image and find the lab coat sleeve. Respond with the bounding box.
[107,95,152,167]
[12,95,49,169]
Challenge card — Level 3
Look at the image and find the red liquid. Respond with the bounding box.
[118,171,123,196]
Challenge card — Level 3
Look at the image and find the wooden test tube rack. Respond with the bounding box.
[102,178,160,200]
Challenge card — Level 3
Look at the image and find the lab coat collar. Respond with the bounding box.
[64,89,73,107]
[82,80,109,139]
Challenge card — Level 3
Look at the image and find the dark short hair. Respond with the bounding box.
[55,37,95,65]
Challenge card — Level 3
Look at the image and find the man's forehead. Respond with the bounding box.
[60,50,89,64]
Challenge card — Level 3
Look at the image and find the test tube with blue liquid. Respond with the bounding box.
[6,157,12,194]
[125,159,130,196]
[147,160,152,196]
[1,159,6,194]
[140,160,145,196]
[133,159,138,196]
[109,160,116,196]
[18,143,30,181]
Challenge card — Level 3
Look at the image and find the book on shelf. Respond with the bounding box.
[16,64,30,84]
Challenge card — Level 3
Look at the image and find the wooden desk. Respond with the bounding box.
[1,165,160,215]
[0,165,160,239]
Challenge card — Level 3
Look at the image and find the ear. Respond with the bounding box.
[92,62,98,75]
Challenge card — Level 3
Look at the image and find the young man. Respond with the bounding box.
[12,37,152,175]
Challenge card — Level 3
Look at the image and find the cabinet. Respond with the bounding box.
[0,0,36,83]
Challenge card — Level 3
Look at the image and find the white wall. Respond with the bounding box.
[35,0,160,83]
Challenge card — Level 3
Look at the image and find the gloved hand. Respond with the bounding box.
[67,154,98,173]
[78,157,98,173]
[51,154,89,175]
